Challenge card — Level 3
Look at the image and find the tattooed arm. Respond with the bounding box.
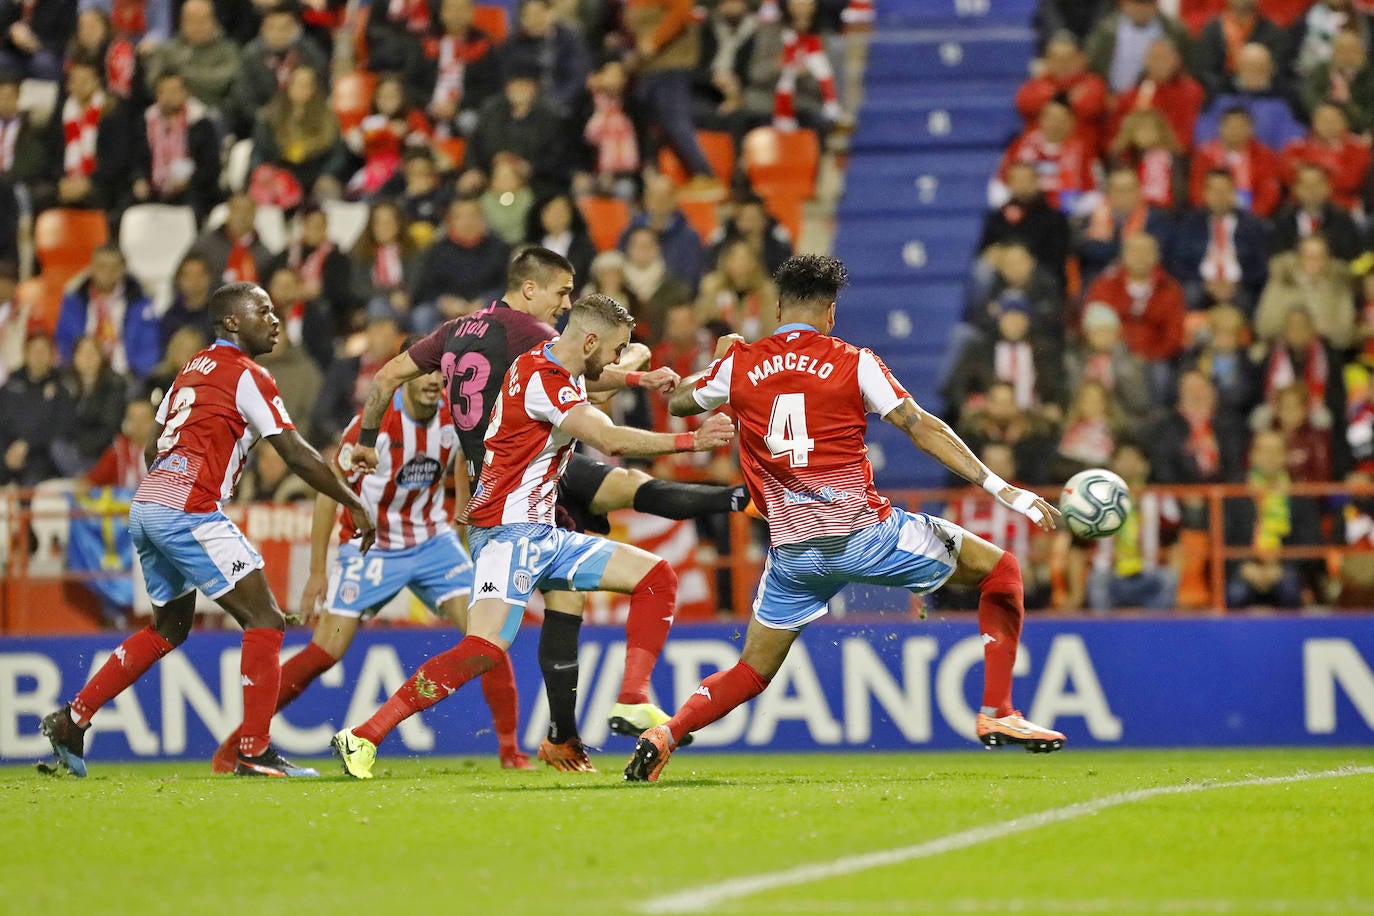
[884,399,1059,531]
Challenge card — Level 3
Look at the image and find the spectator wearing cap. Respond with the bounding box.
[1109,38,1204,152]
[1170,168,1270,311]
[626,0,719,187]
[0,331,73,485]
[312,308,404,444]
[460,63,568,197]
[1016,32,1108,151]
[131,69,221,224]
[1084,0,1190,96]
[0,0,75,82]
[1255,235,1356,350]
[1074,166,1174,287]
[998,96,1098,214]
[145,0,240,113]
[942,294,1064,427]
[1066,302,1154,420]
[1188,107,1283,217]
[1271,162,1362,260]
[269,204,359,337]
[1083,232,1185,401]
[619,173,705,291]
[1194,44,1306,150]
[1281,104,1370,214]
[1194,0,1290,99]
[187,191,274,285]
[1300,28,1374,131]
[412,196,511,326]
[977,161,1070,288]
[498,0,589,119]
[230,2,329,138]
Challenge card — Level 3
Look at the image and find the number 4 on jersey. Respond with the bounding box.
[766,393,815,467]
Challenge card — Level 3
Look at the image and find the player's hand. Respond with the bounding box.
[618,341,652,371]
[993,484,1060,532]
[693,414,735,451]
[350,504,377,553]
[635,366,681,393]
[714,333,745,359]
[299,572,329,624]
[350,444,379,473]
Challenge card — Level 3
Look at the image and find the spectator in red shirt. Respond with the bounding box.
[1016,32,1109,151]
[1083,232,1187,399]
[1111,38,1205,151]
[999,96,1098,213]
[1281,103,1371,212]
[82,398,154,490]
[1189,106,1283,217]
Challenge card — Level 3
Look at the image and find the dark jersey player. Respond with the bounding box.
[350,247,746,770]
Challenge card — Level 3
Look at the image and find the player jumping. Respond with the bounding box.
[624,255,1066,783]
[330,294,734,778]
[39,283,376,778]
[209,367,531,773]
[350,247,748,771]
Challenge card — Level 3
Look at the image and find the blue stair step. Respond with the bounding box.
[840,171,988,215]
[841,281,966,315]
[847,149,1002,179]
[865,32,1033,82]
[876,0,1036,28]
[852,99,1021,150]
[864,79,1024,104]
[834,217,982,281]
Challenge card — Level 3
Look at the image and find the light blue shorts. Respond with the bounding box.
[327,528,474,618]
[753,509,964,630]
[468,523,618,642]
[129,501,264,606]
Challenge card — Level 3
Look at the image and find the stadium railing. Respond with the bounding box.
[2,481,1371,634]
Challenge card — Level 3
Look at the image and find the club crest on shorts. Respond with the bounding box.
[513,570,532,593]
[339,581,360,604]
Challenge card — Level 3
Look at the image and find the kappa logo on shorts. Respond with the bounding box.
[513,571,532,593]
[479,582,498,594]
[231,560,248,575]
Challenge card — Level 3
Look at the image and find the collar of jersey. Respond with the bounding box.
[542,342,564,367]
[774,323,818,335]
[212,338,241,351]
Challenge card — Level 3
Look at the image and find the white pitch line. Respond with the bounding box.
[639,765,1374,915]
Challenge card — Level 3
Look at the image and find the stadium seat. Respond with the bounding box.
[205,201,287,253]
[16,276,64,333]
[223,138,254,193]
[658,130,736,186]
[743,127,819,200]
[119,205,197,309]
[677,197,720,244]
[322,199,370,250]
[332,70,377,132]
[435,136,467,171]
[577,196,631,253]
[34,208,108,282]
[473,4,509,41]
[17,77,58,126]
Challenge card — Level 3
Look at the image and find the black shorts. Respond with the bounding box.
[558,452,615,535]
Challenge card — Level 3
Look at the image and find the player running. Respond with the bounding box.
[624,255,1066,783]
[39,283,376,778]
[209,367,530,774]
[330,295,734,779]
[351,247,748,771]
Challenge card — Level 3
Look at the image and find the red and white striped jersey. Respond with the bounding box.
[462,343,587,528]
[692,324,911,546]
[136,341,294,513]
[945,492,1036,559]
[335,390,458,550]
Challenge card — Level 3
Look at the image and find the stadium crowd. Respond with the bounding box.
[951,0,1374,611]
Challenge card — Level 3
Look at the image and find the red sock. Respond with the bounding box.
[239,628,285,757]
[479,651,521,755]
[664,661,769,746]
[71,626,174,725]
[978,551,1024,717]
[353,636,503,747]
[618,560,677,704]
[278,641,338,711]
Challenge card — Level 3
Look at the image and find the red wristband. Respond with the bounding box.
[625,371,643,388]
[674,432,696,451]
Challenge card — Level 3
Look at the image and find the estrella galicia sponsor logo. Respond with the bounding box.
[513,571,532,593]
[396,455,443,490]
[782,485,853,506]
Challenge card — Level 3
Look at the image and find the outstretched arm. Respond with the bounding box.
[269,429,376,551]
[558,403,734,457]
[352,351,425,469]
[586,342,681,394]
[884,399,1059,531]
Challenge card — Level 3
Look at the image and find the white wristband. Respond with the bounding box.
[981,474,1009,497]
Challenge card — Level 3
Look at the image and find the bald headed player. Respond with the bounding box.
[38,283,376,779]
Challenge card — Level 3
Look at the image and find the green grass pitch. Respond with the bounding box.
[4,748,1372,915]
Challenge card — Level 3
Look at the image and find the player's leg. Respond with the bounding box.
[583,463,748,519]
[333,527,544,778]
[40,504,197,777]
[535,588,599,772]
[942,523,1065,753]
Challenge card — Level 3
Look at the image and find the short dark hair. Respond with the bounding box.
[570,293,634,330]
[774,254,849,308]
[208,282,263,330]
[1205,167,1235,184]
[507,246,574,290]
[1220,106,1251,121]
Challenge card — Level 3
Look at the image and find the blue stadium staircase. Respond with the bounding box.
[835,0,1036,486]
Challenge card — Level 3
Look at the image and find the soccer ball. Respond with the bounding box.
[1059,469,1132,539]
